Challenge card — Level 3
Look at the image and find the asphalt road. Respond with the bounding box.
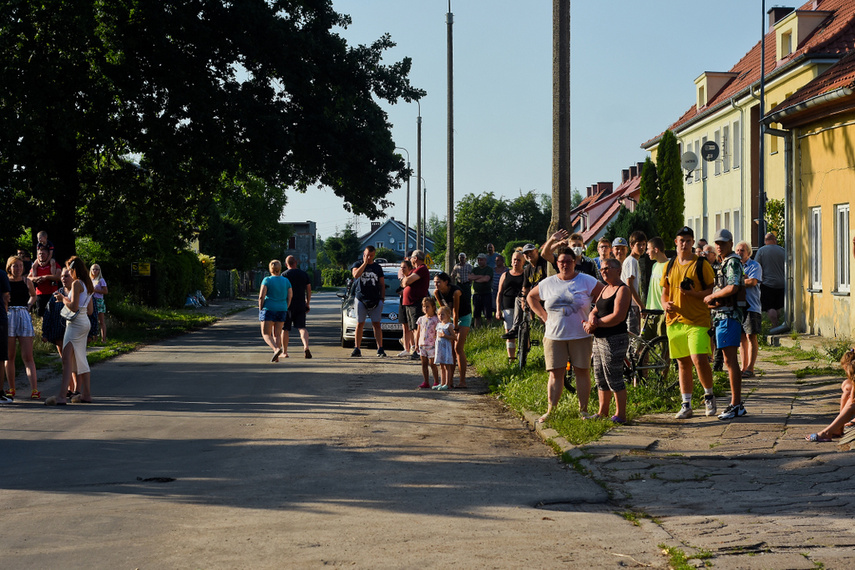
[0,293,664,568]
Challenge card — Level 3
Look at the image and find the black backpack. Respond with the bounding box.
[664,255,711,291]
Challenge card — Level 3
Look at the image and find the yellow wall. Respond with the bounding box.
[794,114,855,337]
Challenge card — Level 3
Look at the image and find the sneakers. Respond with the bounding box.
[500,330,517,340]
[410,351,421,360]
[718,402,746,420]
[304,348,312,359]
[0,393,12,404]
[675,403,693,419]
[31,390,41,400]
[397,350,410,357]
[5,389,14,399]
[351,347,362,357]
[377,348,387,358]
[704,395,717,417]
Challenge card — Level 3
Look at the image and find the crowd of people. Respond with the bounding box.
[1,231,108,405]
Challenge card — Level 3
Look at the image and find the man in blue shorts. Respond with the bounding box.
[704,229,746,420]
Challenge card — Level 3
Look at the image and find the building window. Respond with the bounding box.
[724,211,730,232]
[836,204,850,293]
[397,241,405,252]
[701,136,708,179]
[781,31,793,58]
[696,217,702,240]
[810,207,822,290]
[722,125,730,173]
[733,121,741,169]
[694,140,701,182]
[375,241,384,249]
[769,102,779,154]
[288,236,297,249]
[733,209,741,243]
[714,130,721,176]
[715,212,721,233]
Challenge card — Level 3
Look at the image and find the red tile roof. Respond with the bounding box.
[768,48,855,114]
[642,0,855,149]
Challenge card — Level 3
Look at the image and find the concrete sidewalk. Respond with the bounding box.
[528,349,855,568]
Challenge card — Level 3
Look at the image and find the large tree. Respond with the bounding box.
[655,130,685,241]
[0,0,424,257]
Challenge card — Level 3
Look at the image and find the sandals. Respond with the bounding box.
[30,390,41,400]
[805,433,833,442]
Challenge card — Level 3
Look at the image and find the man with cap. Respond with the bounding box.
[704,229,747,420]
[501,243,549,340]
[661,226,717,420]
[471,253,494,327]
[611,237,628,266]
[753,232,786,327]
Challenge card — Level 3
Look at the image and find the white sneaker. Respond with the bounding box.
[0,394,12,404]
[397,350,410,357]
[704,395,717,417]
[674,404,693,419]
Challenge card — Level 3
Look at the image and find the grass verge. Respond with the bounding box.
[467,324,728,446]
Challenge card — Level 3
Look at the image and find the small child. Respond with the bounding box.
[433,306,456,391]
[90,264,109,342]
[415,297,440,389]
[37,231,54,262]
[806,348,855,442]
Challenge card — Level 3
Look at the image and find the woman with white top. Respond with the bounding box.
[528,246,604,424]
[46,256,94,405]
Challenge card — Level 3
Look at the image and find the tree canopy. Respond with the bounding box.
[0,0,424,261]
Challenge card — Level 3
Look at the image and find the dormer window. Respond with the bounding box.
[781,30,793,57]
[694,72,738,109]
[774,9,833,62]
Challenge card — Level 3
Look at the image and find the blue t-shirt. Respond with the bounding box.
[262,275,291,312]
[743,258,762,314]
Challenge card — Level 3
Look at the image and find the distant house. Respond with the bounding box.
[569,163,643,244]
[358,217,435,256]
[281,221,317,272]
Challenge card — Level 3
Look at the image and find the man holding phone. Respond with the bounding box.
[661,226,716,420]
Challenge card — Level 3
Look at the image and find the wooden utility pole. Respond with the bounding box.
[445,1,455,273]
[549,0,571,237]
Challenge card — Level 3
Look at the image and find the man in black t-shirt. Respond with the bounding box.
[501,243,549,339]
[283,256,313,359]
[350,246,386,357]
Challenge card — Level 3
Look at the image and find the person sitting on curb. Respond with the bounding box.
[806,348,855,442]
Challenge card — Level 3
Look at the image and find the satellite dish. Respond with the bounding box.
[701,141,720,162]
[681,151,699,172]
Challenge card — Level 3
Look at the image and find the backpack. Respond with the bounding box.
[664,255,711,292]
[710,254,746,309]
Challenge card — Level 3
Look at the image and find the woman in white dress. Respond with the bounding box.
[46,256,94,405]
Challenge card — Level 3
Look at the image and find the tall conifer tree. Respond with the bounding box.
[655,130,685,240]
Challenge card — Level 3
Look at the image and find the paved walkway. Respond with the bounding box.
[532,351,855,569]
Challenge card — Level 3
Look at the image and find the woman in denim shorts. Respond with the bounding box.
[258,260,292,362]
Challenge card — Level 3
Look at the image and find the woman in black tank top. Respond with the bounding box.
[4,255,39,400]
[583,258,630,423]
[495,251,526,362]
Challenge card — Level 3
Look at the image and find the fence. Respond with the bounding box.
[213,269,266,299]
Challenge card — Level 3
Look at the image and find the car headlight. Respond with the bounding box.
[388,312,398,321]
[346,307,355,318]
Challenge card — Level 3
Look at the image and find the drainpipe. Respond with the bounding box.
[761,124,793,335]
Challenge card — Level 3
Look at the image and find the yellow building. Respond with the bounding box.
[765,50,855,337]
[643,0,854,249]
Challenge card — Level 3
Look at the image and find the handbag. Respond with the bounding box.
[60,305,79,322]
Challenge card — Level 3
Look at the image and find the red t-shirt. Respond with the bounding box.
[402,264,430,306]
[30,260,58,295]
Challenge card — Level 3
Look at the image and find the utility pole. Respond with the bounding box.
[446,1,454,273]
[416,100,423,253]
[549,0,572,238]
[758,0,767,243]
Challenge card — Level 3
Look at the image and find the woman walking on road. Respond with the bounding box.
[258,260,292,362]
[46,256,94,405]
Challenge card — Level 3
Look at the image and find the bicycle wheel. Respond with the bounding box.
[517,319,530,369]
[637,336,674,392]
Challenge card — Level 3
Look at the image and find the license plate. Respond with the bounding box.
[381,323,401,331]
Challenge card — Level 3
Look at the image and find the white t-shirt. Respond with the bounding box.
[621,256,641,307]
[537,273,600,340]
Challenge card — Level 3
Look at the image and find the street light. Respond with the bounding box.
[395,146,411,251]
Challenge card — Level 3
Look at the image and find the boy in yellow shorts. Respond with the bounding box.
[661,226,716,419]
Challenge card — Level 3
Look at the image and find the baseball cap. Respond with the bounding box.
[713,228,733,243]
[521,243,537,253]
[476,253,487,260]
[611,237,628,248]
[676,226,694,238]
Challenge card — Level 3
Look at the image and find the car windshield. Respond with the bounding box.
[385,274,401,296]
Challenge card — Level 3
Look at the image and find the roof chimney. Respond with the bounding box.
[622,169,630,184]
[371,221,381,232]
[768,6,794,28]
[598,182,613,195]
[629,165,638,179]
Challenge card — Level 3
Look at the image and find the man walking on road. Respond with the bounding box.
[705,230,746,420]
[283,256,312,359]
[754,232,786,327]
[661,226,716,420]
[350,246,386,357]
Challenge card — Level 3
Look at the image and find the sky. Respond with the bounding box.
[283,0,765,240]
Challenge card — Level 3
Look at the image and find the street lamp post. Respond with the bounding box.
[416,100,423,254]
[395,146,411,252]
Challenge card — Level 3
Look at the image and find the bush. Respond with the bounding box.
[322,267,350,287]
[198,253,216,298]
[503,240,536,265]
[154,250,206,307]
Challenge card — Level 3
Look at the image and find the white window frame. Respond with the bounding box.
[810,207,822,290]
[733,209,741,243]
[375,241,385,249]
[714,130,721,176]
[733,120,741,169]
[694,140,701,182]
[836,204,850,293]
[724,211,731,233]
[715,212,722,233]
[701,136,708,179]
[722,125,730,173]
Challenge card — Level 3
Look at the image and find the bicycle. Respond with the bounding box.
[516,304,540,369]
[624,309,675,393]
